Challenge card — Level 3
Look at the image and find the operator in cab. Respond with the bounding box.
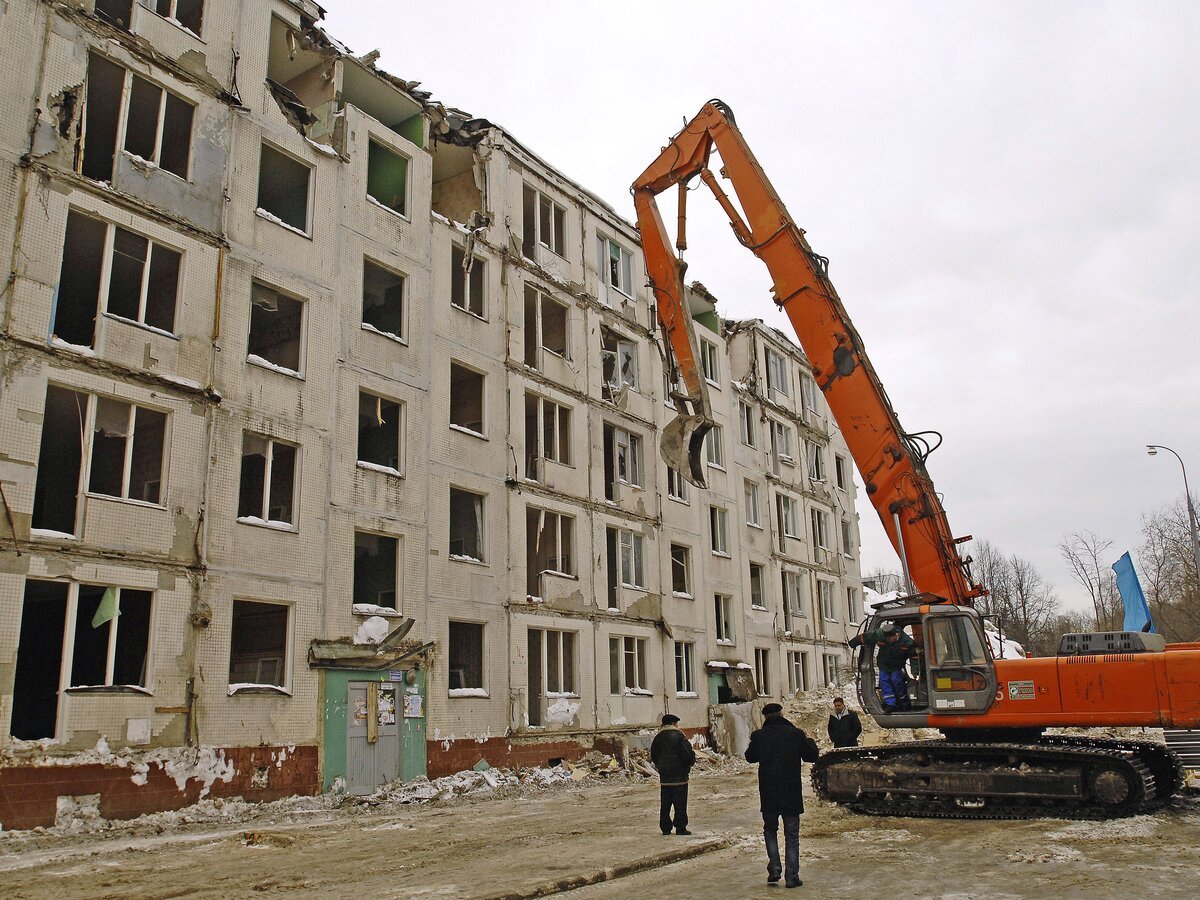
[848,622,916,713]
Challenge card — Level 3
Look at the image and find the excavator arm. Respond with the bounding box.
[633,100,984,605]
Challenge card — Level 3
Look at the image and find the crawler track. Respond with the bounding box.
[811,736,1182,820]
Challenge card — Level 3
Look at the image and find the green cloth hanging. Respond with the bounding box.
[92,587,119,628]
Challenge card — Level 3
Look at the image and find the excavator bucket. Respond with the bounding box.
[661,413,712,488]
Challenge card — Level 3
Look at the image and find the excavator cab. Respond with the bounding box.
[854,596,998,728]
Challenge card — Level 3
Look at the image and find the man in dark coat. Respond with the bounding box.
[650,713,696,834]
[848,622,917,712]
[745,703,820,887]
[827,697,862,748]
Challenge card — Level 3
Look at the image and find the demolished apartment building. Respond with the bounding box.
[0,0,864,828]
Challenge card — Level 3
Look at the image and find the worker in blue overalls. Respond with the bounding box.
[849,622,917,712]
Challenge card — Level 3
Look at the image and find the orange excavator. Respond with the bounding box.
[634,100,1200,819]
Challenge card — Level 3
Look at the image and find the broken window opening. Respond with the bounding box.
[769,420,794,473]
[745,479,761,527]
[602,423,642,500]
[807,441,826,482]
[257,144,312,234]
[801,373,820,414]
[525,507,574,596]
[522,185,565,258]
[714,594,734,643]
[238,432,298,526]
[522,284,568,367]
[229,600,288,687]
[596,235,634,298]
[449,362,484,435]
[739,400,756,448]
[367,140,409,216]
[609,636,647,694]
[841,519,855,557]
[700,338,720,384]
[667,466,689,503]
[524,394,571,480]
[53,210,106,347]
[154,0,205,36]
[670,543,691,596]
[704,424,725,469]
[361,258,405,341]
[266,16,338,144]
[11,579,152,740]
[94,0,134,32]
[750,562,766,610]
[528,629,576,727]
[776,493,800,551]
[32,386,87,534]
[709,505,729,555]
[835,455,849,491]
[606,525,644,590]
[81,54,124,183]
[449,487,485,562]
[448,621,484,690]
[788,650,809,693]
[357,391,403,474]
[354,531,399,612]
[600,327,637,400]
[248,281,305,375]
[811,507,831,551]
[782,570,804,633]
[819,580,837,622]
[451,245,485,318]
[88,397,167,504]
[766,348,790,399]
[674,641,695,694]
[754,648,771,695]
[123,73,194,178]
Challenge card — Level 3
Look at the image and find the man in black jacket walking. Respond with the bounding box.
[827,697,862,748]
[650,713,696,835]
[745,703,820,887]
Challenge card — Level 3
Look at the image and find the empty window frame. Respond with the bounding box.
[807,441,826,482]
[667,466,689,503]
[738,400,756,447]
[248,282,305,375]
[602,423,642,499]
[754,648,771,696]
[153,0,204,35]
[705,424,725,469]
[606,526,645,589]
[366,139,409,216]
[822,653,840,688]
[782,570,804,632]
[670,543,692,597]
[769,420,794,469]
[800,373,820,414]
[609,635,648,694]
[82,53,193,183]
[714,594,734,644]
[749,562,766,610]
[836,456,852,492]
[94,0,134,31]
[448,621,485,691]
[600,327,638,397]
[674,641,695,694]
[449,488,485,562]
[811,508,831,551]
[700,338,720,384]
[526,507,574,596]
[32,386,169,533]
[354,531,399,612]
[524,394,572,479]
[522,184,566,257]
[787,650,808,694]
[229,599,288,688]
[523,283,569,367]
[597,235,634,296]
[776,494,800,547]
[765,348,789,398]
[709,506,729,555]
[529,628,577,700]
[744,479,761,527]
[53,210,181,347]
[819,580,837,622]
[449,363,485,435]
[357,391,403,475]
[841,519,855,557]
[847,586,859,622]
[362,258,405,340]
[238,433,298,527]
[257,144,312,234]
[451,245,486,318]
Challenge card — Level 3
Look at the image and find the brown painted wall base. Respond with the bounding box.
[426,727,709,779]
[0,745,319,831]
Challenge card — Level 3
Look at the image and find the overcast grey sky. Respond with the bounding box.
[323,1,1200,612]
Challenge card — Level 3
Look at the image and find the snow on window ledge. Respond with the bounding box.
[366,194,411,222]
[544,691,580,699]
[705,660,730,668]
[356,460,403,478]
[49,336,96,356]
[255,207,310,238]
[237,516,297,533]
[247,354,303,379]
[228,683,291,697]
[352,603,401,618]
[449,423,487,440]
[30,528,79,541]
[716,639,735,647]
[448,553,486,565]
[360,322,407,344]
[622,688,652,697]
[673,592,694,600]
[751,604,768,612]
[675,691,699,699]
[735,663,754,670]
[448,688,489,698]
[65,684,153,695]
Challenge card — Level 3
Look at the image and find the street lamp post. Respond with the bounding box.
[1146,444,1200,587]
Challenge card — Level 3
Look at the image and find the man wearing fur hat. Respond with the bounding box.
[650,713,696,835]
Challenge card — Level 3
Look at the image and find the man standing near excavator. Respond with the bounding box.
[848,622,916,712]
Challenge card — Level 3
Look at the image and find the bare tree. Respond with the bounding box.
[1138,501,1200,641]
[1007,555,1058,651]
[1058,531,1121,630]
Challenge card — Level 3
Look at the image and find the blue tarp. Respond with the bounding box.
[1112,551,1155,633]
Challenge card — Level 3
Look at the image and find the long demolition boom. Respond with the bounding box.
[633,100,984,606]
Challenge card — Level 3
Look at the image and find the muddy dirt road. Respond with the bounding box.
[1,766,1198,899]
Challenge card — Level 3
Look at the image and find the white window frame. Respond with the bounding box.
[670,543,692,598]
[674,641,695,695]
[714,594,734,644]
[700,338,720,385]
[40,582,156,693]
[117,66,195,179]
[614,427,643,488]
[769,419,794,466]
[610,635,649,694]
[807,441,826,482]
[787,650,808,693]
[754,647,771,696]
[237,432,298,528]
[247,281,307,378]
[531,627,578,696]
[356,390,405,477]
[766,348,790,399]
[601,328,639,396]
[151,0,204,37]
[811,507,831,551]
[597,235,634,297]
[819,579,837,622]
[616,528,645,588]
[749,562,766,610]
[527,507,575,581]
[776,493,800,541]
[841,519,855,558]
[801,373,820,414]
[525,185,567,257]
[451,244,486,318]
[738,400,756,447]
[782,570,805,633]
[448,620,486,693]
[449,487,486,563]
[846,586,859,622]
[667,466,690,504]
[525,394,572,481]
[705,424,725,469]
[834,454,849,491]
[822,653,841,688]
[82,395,169,505]
[744,479,761,528]
[709,506,729,555]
